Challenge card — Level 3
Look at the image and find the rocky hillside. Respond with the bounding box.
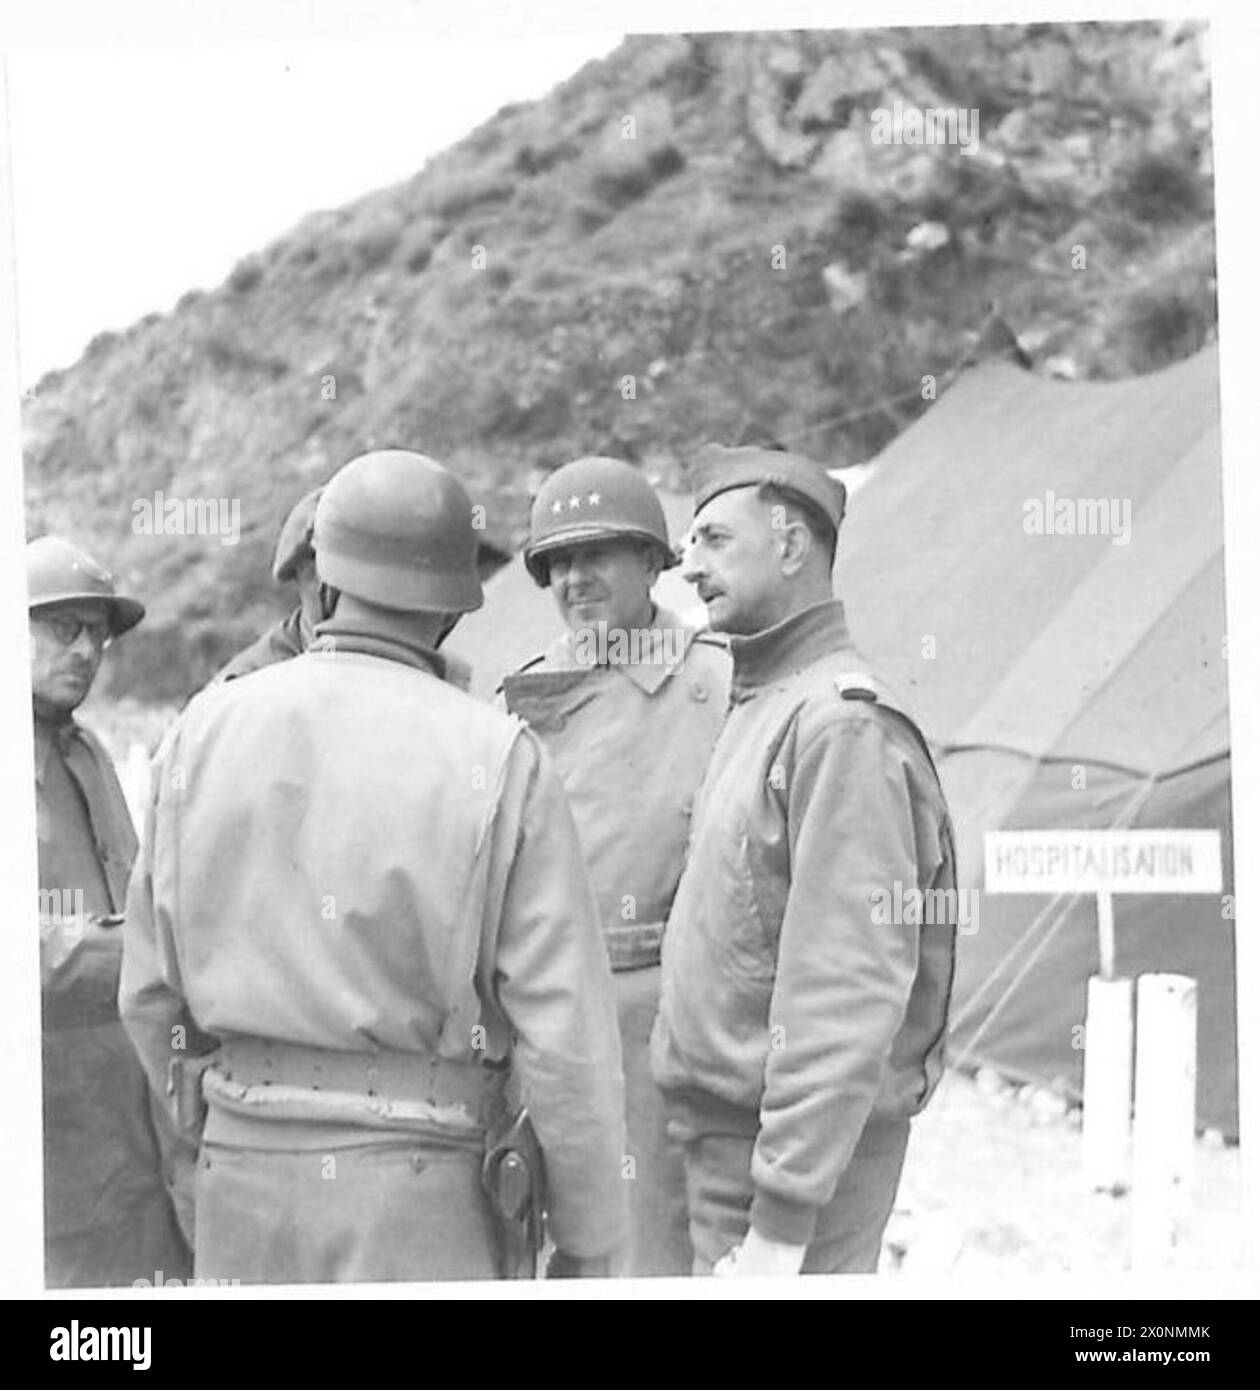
[22,22,1216,701]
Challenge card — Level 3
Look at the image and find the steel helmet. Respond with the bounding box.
[27,536,145,636]
[272,486,324,583]
[313,450,483,613]
[523,456,678,587]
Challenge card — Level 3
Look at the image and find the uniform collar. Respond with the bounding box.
[311,616,447,681]
[728,598,852,697]
[32,708,81,786]
[547,604,694,695]
[278,605,308,655]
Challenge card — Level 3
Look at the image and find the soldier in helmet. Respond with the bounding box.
[120,450,627,1282]
[212,483,472,692]
[500,456,730,1276]
[212,486,326,684]
[28,536,190,1287]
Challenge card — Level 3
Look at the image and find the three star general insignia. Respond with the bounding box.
[550,493,602,515]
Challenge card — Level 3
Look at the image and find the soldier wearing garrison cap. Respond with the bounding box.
[501,456,730,1276]
[651,443,957,1277]
[688,443,848,534]
[122,450,627,1283]
[28,537,190,1287]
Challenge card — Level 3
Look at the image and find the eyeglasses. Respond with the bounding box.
[37,614,113,650]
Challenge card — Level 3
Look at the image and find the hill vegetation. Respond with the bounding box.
[22,22,1216,700]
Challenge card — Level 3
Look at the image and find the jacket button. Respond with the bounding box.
[690,683,709,702]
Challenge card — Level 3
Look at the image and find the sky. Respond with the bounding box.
[6,35,622,386]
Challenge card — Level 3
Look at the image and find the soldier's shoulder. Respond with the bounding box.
[429,673,533,746]
[795,659,910,734]
[794,663,941,782]
[178,650,304,737]
[506,626,573,678]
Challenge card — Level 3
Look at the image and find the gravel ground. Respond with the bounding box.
[885,1069,1243,1276]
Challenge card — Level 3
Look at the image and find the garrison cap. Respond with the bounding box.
[272,487,324,583]
[687,444,847,534]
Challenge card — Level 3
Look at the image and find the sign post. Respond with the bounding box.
[984,830,1221,1219]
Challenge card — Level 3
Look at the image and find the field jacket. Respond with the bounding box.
[651,599,957,1247]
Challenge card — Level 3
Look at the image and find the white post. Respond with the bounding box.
[1132,973,1198,1271]
[1082,974,1134,1193]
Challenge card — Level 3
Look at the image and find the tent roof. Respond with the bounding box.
[836,347,1226,778]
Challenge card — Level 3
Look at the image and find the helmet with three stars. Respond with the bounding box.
[523,456,678,587]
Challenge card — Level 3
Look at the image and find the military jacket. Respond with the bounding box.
[651,599,957,1248]
[501,606,730,970]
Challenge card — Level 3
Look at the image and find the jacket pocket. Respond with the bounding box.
[703,817,776,987]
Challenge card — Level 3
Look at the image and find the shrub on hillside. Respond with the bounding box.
[1115,283,1215,372]
[84,329,120,360]
[568,200,615,236]
[227,255,265,294]
[585,142,686,210]
[1114,148,1204,225]
[352,219,402,271]
[513,139,580,176]
[400,228,434,273]
[420,168,516,221]
[827,189,890,264]
[198,329,289,379]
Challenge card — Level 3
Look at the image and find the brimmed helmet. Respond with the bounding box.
[27,536,144,636]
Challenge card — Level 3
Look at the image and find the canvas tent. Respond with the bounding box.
[834,345,1234,1135]
[448,345,1235,1134]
